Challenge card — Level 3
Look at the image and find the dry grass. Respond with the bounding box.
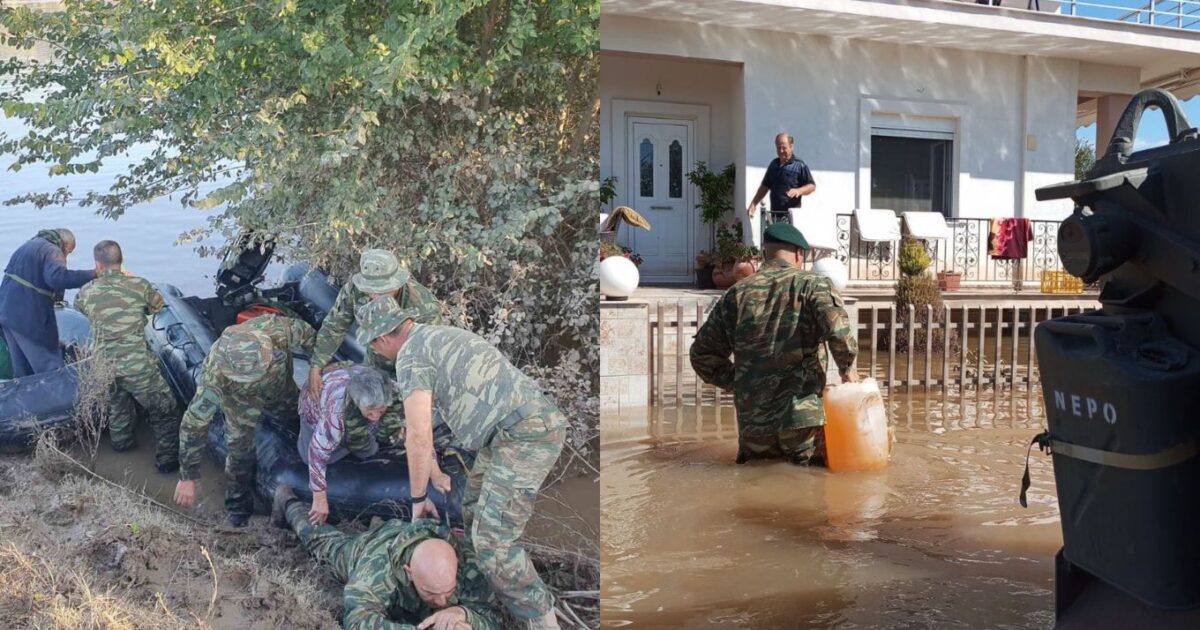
[0,544,183,629]
[0,453,339,630]
[68,351,118,461]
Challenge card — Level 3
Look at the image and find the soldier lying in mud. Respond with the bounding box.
[272,484,503,630]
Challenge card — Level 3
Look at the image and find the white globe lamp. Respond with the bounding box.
[599,256,640,301]
[812,257,849,293]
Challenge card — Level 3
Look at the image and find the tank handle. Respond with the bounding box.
[1105,88,1197,161]
[1038,320,1112,350]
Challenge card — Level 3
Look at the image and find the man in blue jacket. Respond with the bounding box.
[0,229,96,377]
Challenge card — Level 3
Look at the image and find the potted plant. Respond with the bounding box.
[937,267,962,292]
[600,241,643,267]
[710,219,760,289]
[695,250,715,289]
[733,242,762,282]
[687,162,736,287]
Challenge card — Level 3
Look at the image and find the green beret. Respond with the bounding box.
[763,223,810,250]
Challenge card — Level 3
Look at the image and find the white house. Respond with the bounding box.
[601,0,1200,284]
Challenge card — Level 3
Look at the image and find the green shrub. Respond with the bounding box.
[898,235,931,277]
[884,235,957,353]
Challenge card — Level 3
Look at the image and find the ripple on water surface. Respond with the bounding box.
[601,388,1060,628]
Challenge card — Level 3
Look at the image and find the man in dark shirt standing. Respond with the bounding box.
[747,133,816,227]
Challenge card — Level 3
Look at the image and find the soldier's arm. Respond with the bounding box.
[343,568,410,630]
[401,281,445,325]
[811,278,858,374]
[689,294,737,390]
[179,367,223,481]
[143,279,165,315]
[73,285,91,317]
[282,315,317,354]
[311,284,357,370]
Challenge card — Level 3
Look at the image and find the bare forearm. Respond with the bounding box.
[406,435,433,499]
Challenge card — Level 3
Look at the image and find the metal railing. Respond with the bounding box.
[647,299,1096,407]
[818,215,1063,287]
[958,0,1200,31]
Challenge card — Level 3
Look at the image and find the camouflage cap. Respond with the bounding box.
[355,295,418,345]
[351,249,411,294]
[763,223,810,250]
[218,329,273,383]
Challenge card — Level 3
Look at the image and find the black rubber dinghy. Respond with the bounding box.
[145,256,467,526]
[0,308,92,448]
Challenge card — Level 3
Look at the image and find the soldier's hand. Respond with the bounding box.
[841,369,860,383]
[307,365,323,400]
[417,606,467,630]
[431,468,452,494]
[309,490,330,526]
[174,480,197,508]
[413,497,440,521]
[746,203,757,219]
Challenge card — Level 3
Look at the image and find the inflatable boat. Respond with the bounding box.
[145,243,467,525]
[0,308,92,448]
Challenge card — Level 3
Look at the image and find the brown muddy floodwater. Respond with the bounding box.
[602,386,1060,628]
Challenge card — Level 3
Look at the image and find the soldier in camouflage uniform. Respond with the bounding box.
[307,249,445,399]
[173,313,316,527]
[357,296,565,630]
[691,223,859,466]
[271,485,503,629]
[74,240,181,472]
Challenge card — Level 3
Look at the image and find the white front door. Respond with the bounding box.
[628,118,692,283]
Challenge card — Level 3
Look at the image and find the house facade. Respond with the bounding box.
[600,0,1200,285]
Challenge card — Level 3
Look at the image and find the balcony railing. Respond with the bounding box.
[819,214,1065,288]
[958,0,1200,31]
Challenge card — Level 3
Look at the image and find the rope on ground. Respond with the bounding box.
[40,439,229,530]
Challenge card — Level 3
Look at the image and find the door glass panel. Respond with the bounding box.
[669,139,682,199]
[640,138,654,198]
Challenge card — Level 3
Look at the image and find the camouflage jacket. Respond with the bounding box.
[179,314,316,481]
[690,259,857,429]
[74,270,163,356]
[392,325,550,451]
[343,519,502,630]
[310,279,445,370]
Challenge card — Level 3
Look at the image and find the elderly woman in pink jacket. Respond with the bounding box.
[298,364,450,525]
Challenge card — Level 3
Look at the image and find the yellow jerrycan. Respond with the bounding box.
[822,378,890,472]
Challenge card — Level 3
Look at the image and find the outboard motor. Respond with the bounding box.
[1033,88,1200,621]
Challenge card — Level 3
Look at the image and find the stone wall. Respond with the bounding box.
[599,301,650,414]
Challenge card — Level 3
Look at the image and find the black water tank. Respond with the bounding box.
[1036,312,1200,609]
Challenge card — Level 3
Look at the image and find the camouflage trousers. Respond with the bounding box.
[105,354,180,468]
[285,500,360,581]
[181,365,298,518]
[463,406,566,620]
[737,423,826,466]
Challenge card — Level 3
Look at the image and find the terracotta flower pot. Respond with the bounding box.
[937,271,962,292]
[733,260,760,282]
[712,265,736,289]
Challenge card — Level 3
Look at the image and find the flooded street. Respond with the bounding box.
[601,387,1060,628]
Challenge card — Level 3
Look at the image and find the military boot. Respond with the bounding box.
[225,512,250,528]
[271,484,297,529]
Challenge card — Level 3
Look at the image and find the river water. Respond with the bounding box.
[0,35,227,298]
[601,387,1061,628]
